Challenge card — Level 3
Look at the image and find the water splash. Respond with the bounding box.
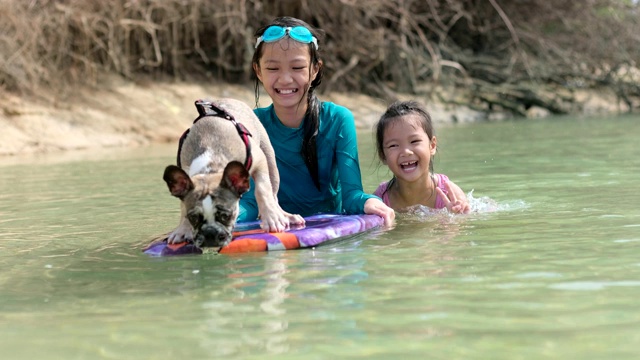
[399,190,528,221]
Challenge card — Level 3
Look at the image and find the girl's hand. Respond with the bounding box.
[436,181,470,214]
[364,198,396,226]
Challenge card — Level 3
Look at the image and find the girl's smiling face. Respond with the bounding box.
[382,115,437,183]
[254,39,319,114]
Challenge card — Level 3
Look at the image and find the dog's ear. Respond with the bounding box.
[220,161,250,197]
[163,165,194,199]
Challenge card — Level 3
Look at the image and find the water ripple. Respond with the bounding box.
[549,281,640,291]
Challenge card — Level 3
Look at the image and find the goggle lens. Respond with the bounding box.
[288,27,313,43]
[263,26,287,40]
[255,26,318,49]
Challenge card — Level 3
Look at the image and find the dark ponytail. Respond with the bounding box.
[302,84,322,190]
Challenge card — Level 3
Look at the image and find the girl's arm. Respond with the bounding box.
[237,179,259,222]
[334,108,395,224]
[333,108,374,213]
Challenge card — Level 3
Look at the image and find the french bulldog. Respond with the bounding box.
[163,98,304,248]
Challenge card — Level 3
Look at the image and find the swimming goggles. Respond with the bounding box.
[254,26,318,49]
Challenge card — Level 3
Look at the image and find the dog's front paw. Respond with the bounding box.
[259,212,290,233]
[285,212,305,225]
[167,225,194,244]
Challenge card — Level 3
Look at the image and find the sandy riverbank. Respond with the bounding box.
[0,77,622,157]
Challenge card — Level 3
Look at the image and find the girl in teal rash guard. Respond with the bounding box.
[237,16,395,226]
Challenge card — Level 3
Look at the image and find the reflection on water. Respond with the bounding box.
[1,116,640,359]
[199,255,292,356]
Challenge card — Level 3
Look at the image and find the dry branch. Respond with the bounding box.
[0,0,638,115]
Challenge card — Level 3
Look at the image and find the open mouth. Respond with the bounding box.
[400,160,418,171]
[276,88,298,95]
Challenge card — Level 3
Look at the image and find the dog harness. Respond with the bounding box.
[176,100,253,170]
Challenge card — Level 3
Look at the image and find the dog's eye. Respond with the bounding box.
[216,212,230,224]
[187,213,203,225]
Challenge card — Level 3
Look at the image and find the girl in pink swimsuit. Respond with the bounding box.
[373,101,470,213]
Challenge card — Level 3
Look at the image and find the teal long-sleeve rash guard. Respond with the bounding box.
[237,101,378,221]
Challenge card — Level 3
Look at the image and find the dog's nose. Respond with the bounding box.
[199,225,230,247]
[200,226,219,238]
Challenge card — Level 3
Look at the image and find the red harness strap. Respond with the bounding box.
[177,100,253,170]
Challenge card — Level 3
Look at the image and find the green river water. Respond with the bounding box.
[1,114,639,359]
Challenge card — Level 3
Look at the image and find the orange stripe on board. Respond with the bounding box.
[219,239,268,254]
[273,233,300,249]
[167,242,187,251]
[232,229,266,237]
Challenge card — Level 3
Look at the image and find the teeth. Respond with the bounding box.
[277,89,297,94]
[401,161,417,166]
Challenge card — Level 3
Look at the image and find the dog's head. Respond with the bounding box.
[163,161,250,248]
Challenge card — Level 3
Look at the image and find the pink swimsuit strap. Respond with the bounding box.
[374,173,450,209]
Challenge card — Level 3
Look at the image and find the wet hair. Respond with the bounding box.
[252,17,325,190]
[374,100,437,194]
